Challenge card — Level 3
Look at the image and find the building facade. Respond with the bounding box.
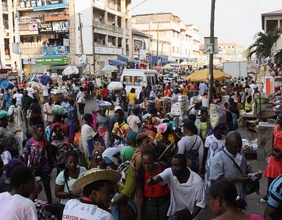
[131,13,200,64]
[0,0,132,77]
[261,9,282,57]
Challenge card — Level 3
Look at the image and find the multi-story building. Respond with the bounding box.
[0,0,132,77]
[0,0,16,68]
[261,9,282,57]
[131,13,200,64]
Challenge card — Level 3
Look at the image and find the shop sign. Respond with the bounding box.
[23,58,36,65]
[42,46,68,56]
[36,56,68,65]
[95,46,122,55]
[52,21,69,32]
[38,22,53,33]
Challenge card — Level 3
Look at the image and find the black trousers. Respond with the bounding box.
[78,103,85,115]
[40,171,52,204]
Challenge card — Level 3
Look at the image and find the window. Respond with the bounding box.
[123,76,132,86]
[134,76,143,86]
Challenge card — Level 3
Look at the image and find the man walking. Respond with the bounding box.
[43,97,54,128]
[147,154,205,219]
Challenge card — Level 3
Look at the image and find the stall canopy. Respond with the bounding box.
[33,3,68,11]
[102,65,118,71]
[109,59,127,66]
[117,55,132,63]
[185,69,232,82]
[51,64,83,71]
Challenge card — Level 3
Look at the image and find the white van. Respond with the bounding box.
[121,69,159,98]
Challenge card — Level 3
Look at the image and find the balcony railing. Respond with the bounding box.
[20,42,43,56]
[93,21,124,35]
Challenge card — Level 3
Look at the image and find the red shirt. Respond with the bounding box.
[101,88,108,97]
[144,163,170,198]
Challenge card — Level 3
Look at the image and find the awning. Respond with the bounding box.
[180,57,188,61]
[109,59,127,66]
[51,64,83,71]
[117,55,132,62]
[151,56,168,63]
[33,3,68,11]
[36,56,68,66]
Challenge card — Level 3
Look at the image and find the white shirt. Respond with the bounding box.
[8,105,22,133]
[42,85,49,97]
[43,103,54,122]
[12,93,23,106]
[127,115,141,133]
[177,135,204,168]
[81,124,96,157]
[189,107,199,117]
[63,199,114,220]
[0,192,38,220]
[199,83,208,96]
[159,168,206,219]
[26,87,34,99]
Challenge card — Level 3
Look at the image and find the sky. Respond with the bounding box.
[131,0,282,48]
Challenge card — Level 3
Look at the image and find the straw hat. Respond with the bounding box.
[72,168,121,193]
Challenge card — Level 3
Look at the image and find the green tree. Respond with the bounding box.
[247,29,282,60]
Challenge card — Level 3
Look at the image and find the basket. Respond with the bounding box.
[51,93,64,102]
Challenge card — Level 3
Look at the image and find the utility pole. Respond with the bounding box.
[209,0,216,104]
[156,22,159,66]
[78,13,85,74]
[92,20,96,75]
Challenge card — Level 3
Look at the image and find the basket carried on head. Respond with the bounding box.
[51,93,64,102]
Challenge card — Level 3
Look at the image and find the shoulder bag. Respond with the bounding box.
[223,150,260,195]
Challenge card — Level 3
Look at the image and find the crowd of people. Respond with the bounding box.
[0,73,281,220]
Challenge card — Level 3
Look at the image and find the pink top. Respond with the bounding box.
[245,214,265,220]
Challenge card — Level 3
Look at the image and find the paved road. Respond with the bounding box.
[38,98,269,219]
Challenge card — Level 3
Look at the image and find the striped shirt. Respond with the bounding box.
[268,174,282,208]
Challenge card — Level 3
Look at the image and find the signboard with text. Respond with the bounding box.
[38,22,53,33]
[42,46,68,56]
[36,56,68,66]
[95,46,122,55]
[52,21,69,32]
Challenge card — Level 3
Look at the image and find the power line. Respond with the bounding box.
[123,0,148,15]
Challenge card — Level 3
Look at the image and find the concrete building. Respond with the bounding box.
[261,9,282,57]
[0,0,132,77]
[0,0,16,68]
[131,13,200,64]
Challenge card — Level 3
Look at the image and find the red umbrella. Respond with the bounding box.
[153,65,162,70]
[138,62,148,67]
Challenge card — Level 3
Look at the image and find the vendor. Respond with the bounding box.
[244,96,253,113]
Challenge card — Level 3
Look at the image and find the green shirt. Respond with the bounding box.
[118,164,136,198]
[121,146,136,161]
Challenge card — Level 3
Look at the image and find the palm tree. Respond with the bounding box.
[247,29,282,60]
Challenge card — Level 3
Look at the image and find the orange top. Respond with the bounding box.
[144,163,170,198]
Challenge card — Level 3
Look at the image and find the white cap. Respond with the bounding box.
[114,106,123,113]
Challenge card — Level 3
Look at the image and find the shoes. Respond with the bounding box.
[259,198,267,203]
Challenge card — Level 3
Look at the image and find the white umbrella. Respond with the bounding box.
[102,65,118,71]
[62,66,79,75]
[162,64,174,70]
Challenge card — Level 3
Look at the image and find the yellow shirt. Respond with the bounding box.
[127,92,137,103]
[181,87,188,95]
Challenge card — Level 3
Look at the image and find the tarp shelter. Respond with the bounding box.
[109,59,127,66]
[162,64,174,70]
[185,69,232,82]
